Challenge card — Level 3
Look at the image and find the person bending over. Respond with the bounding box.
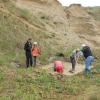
[70,49,80,73]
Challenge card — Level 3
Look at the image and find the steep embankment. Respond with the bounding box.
[0,0,100,65]
[0,0,82,65]
[15,0,100,51]
[0,1,100,100]
[65,4,100,48]
[15,0,84,47]
[0,0,52,65]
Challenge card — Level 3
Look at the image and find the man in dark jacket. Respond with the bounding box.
[24,38,33,67]
[81,44,94,74]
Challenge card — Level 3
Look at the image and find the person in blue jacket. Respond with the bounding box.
[81,44,94,74]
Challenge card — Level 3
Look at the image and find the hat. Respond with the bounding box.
[81,44,86,47]
[34,42,37,45]
[28,38,31,40]
[76,48,80,51]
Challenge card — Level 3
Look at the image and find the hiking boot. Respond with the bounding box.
[69,70,75,73]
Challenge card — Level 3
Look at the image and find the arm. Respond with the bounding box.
[75,51,81,63]
[75,55,78,64]
[76,56,78,63]
[32,47,34,52]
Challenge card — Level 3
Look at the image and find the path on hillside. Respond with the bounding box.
[42,62,85,76]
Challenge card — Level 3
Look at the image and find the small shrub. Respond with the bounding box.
[89,95,99,100]
[19,9,32,21]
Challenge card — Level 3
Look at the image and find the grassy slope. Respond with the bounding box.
[0,1,62,65]
[0,62,100,100]
[0,1,83,66]
[0,1,100,100]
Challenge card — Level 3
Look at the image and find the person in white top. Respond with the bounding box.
[69,49,81,73]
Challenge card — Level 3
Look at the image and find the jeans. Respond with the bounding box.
[85,56,94,73]
[33,56,37,66]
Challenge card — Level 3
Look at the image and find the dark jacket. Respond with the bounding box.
[24,41,32,53]
[81,46,93,59]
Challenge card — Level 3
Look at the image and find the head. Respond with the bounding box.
[81,44,86,50]
[76,49,80,53]
[81,44,86,48]
[33,42,38,47]
[27,38,32,42]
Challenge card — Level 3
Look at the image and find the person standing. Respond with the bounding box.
[24,38,33,68]
[69,49,80,73]
[81,44,94,74]
[32,42,41,67]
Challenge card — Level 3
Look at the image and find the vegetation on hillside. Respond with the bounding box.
[0,0,62,65]
[0,62,100,100]
[0,0,100,100]
[87,7,100,21]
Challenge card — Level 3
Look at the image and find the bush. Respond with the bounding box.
[19,9,32,21]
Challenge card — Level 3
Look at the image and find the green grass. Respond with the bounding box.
[0,1,65,65]
[0,2,57,65]
[0,1,100,100]
[0,62,100,100]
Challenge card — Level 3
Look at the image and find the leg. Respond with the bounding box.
[90,56,94,66]
[33,56,37,66]
[54,66,56,71]
[72,59,76,71]
[85,56,93,75]
[85,57,91,70]
[70,57,73,70]
[30,54,33,67]
[26,53,30,68]
[70,57,76,73]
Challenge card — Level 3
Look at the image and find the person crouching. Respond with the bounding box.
[54,60,64,73]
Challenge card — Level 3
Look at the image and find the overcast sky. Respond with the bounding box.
[58,0,100,7]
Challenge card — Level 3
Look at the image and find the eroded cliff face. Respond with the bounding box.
[1,0,100,59]
[12,0,100,49]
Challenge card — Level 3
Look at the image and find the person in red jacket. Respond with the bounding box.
[54,60,64,73]
[32,42,41,66]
